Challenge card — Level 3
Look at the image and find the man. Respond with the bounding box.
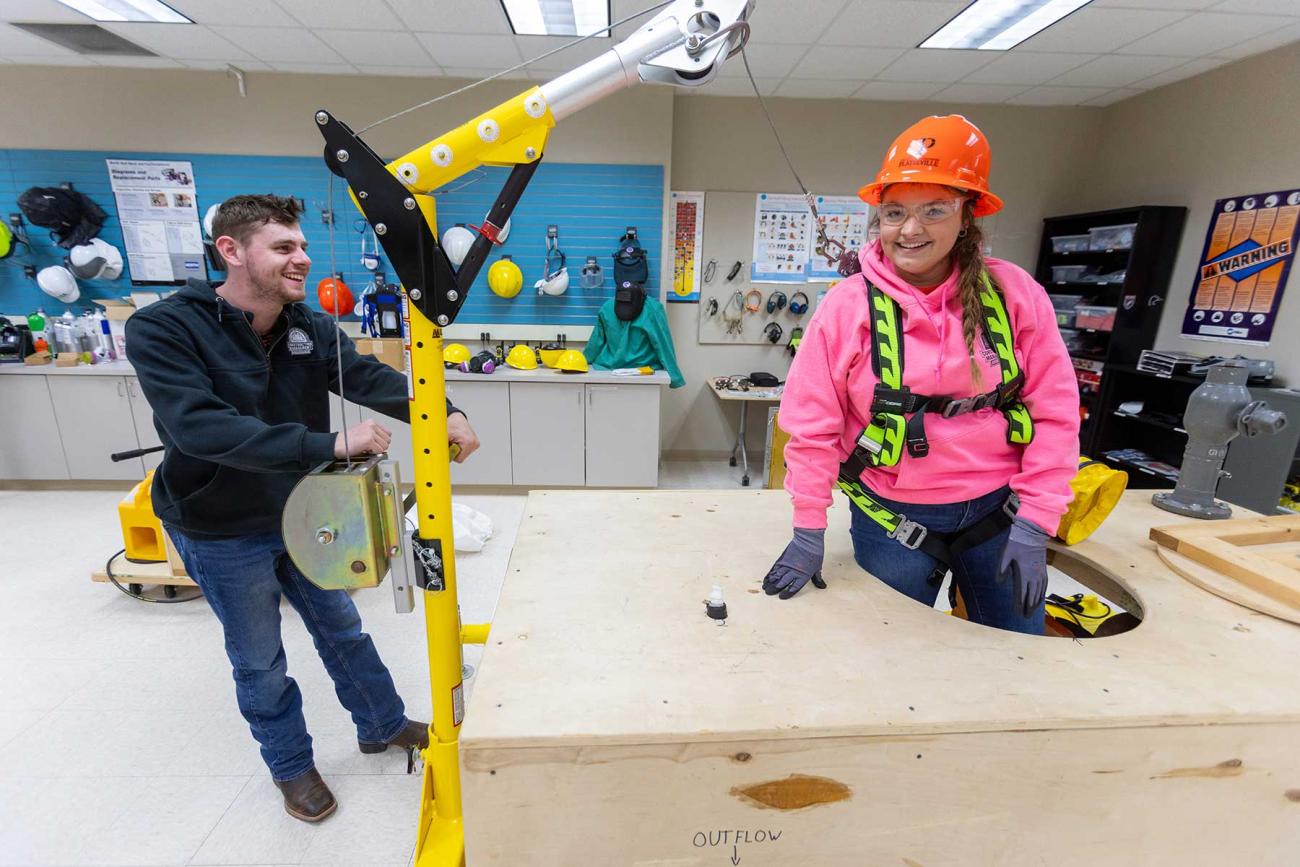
[127,194,479,823]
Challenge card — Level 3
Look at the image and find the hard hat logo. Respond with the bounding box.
[906,138,935,159]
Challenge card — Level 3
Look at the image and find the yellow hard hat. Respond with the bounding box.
[488,256,523,299]
[556,349,589,373]
[506,344,538,370]
[537,342,564,368]
[443,343,471,365]
[1056,457,1128,546]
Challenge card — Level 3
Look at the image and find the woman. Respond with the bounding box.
[763,115,1079,634]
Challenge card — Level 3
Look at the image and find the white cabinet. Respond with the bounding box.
[585,384,660,487]
[0,375,70,480]
[447,381,512,486]
[510,382,585,487]
[125,377,163,472]
[47,376,143,480]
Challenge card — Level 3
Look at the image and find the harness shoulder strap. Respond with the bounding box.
[861,282,908,466]
[977,272,1033,445]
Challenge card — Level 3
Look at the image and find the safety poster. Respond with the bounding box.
[806,195,871,281]
[669,190,705,302]
[1180,188,1299,345]
[105,158,207,285]
[751,193,812,283]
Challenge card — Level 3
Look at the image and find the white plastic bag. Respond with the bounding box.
[452,502,494,553]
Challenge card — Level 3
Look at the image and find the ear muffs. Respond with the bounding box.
[766,291,787,314]
[789,291,810,315]
[764,321,784,344]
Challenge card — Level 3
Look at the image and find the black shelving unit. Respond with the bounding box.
[1090,365,1197,490]
[1033,205,1187,453]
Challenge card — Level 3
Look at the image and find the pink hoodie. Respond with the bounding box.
[781,242,1080,535]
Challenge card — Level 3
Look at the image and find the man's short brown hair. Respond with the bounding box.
[211,194,303,244]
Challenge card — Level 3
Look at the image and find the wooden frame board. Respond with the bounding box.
[461,490,1300,866]
[1150,515,1300,613]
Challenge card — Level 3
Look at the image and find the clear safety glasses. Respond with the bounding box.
[877,198,966,227]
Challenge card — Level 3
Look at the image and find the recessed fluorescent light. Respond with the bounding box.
[500,0,611,38]
[56,0,191,24]
[921,0,1092,51]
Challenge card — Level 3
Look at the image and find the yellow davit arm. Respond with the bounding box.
[314,4,753,865]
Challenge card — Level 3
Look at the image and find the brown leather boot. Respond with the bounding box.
[358,719,430,754]
[275,769,337,823]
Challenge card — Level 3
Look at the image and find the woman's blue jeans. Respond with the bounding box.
[167,528,410,781]
[848,486,1044,635]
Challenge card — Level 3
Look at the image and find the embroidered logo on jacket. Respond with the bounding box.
[287,327,314,356]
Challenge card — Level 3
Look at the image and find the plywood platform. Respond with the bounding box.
[461,491,1300,866]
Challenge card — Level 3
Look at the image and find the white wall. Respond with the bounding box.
[1075,42,1300,384]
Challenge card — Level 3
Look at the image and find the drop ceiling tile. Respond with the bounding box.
[98,23,254,61]
[819,0,968,48]
[0,21,79,54]
[8,53,99,66]
[1081,88,1145,107]
[94,56,185,68]
[417,33,523,68]
[0,0,89,24]
[386,0,510,34]
[1207,0,1300,13]
[511,35,611,71]
[718,42,811,79]
[182,59,272,71]
[789,45,904,79]
[747,0,855,45]
[1090,0,1216,9]
[268,62,359,75]
[852,80,946,101]
[1116,12,1292,55]
[211,26,346,64]
[1005,85,1114,105]
[930,82,1029,103]
[964,51,1098,85]
[314,29,431,66]
[1050,54,1188,87]
[166,0,299,27]
[1215,20,1300,58]
[274,0,405,30]
[1134,56,1230,88]
[353,65,444,78]
[875,48,994,82]
[775,78,869,98]
[1018,8,1190,53]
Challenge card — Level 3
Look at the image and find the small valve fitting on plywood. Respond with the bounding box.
[705,584,728,621]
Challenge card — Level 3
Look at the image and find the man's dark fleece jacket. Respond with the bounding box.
[126,279,457,538]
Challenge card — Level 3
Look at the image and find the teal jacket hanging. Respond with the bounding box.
[583,296,686,388]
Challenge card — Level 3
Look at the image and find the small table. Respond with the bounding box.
[708,376,783,486]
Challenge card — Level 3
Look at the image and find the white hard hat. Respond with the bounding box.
[68,238,123,280]
[441,225,475,267]
[535,267,569,296]
[203,202,221,239]
[37,265,81,303]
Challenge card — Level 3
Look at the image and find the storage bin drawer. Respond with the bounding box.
[1088,223,1137,251]
[1075,305,1117,330]
[1051,265,1088,282]
[1051,234,1091,253]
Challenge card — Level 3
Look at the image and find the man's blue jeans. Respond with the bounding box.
[167,528,410,781]
[848,486,1044,635]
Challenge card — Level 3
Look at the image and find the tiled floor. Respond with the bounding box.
[1,460,1097,866]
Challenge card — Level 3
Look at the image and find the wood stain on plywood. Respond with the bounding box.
[731,773,852,810]
[1151,758,1243,780]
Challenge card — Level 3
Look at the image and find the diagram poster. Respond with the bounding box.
[669,190,704,302]
[1181,189,1299,345]
[106,158,207,285]
[807,195,871,281]
[751,193,812,283]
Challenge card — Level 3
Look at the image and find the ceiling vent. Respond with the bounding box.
[10,22,156,56]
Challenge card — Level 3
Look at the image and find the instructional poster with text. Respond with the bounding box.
[106,158,207,285]
[751,193,812,283]
[1181,189,1298,345]
[669,190,704,302]
[807,195,871,281]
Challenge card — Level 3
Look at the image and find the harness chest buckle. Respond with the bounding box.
[940,396,976,418]
[888,517,928,550]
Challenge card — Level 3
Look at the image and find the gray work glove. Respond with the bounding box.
[763,528,827,600]
[997,517,1050,617]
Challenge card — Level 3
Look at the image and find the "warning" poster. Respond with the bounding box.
[1181,189,1299,345]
